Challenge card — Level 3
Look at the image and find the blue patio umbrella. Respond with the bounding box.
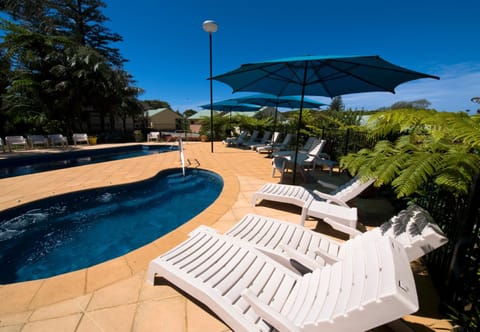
[213,55,439,183]
[231,93,326,137]
[200,99,261,112]
[200,100,261,130]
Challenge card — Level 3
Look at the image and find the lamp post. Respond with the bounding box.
[202,19,218,153]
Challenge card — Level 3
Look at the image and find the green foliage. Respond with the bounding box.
[341,109,480,198]
[0,1,141,135]
[141,99,172,110]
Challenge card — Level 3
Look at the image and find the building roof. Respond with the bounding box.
[145,108,182,119]
[188,109,220,120]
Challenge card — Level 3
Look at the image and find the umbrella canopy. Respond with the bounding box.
[200,100,261,128]
[200,100,260,112]
[231,93,326,140]
[213,55,439,183]
[213,55,439,97]
[232,93,325,109]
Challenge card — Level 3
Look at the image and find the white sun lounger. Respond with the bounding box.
[249,131,272,150]
[257,133,292,154]
[147,226,418,332]
[225,206,447,271]
[252,177,375,229]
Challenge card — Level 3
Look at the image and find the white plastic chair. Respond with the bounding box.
[5,136,28,152]
[72,133,89,145]
[147,131,160,142]
[48,134,68,147]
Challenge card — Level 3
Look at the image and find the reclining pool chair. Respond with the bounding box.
[237,130,259,147]
[249,131,272,150]
[272,136,318,158]
[147,226,418,332]
[253,176,376,228]
[257,133,292,154]
[272,139,328,180]
[251,131,279,151]
[224,205,448,271]
[223,130,248,146]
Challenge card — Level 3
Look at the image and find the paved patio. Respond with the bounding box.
[0,141,452,331]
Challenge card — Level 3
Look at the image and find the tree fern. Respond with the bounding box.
[342,109,480,198]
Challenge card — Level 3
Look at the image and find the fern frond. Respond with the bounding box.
[392,151,444,197]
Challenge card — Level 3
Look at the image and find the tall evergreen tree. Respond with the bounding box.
[52,0,124,67]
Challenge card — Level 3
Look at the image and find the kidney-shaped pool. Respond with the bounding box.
[0,168,223,284]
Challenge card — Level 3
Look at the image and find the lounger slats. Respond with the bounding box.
[332,250,354,317]
[291,269,322,324]
[360,238,381,306]
[315,262,343,322]
[282,271,313,321]
[345,242,366,313]
[214,251,257,294]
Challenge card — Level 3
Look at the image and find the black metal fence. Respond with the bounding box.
[322,127,480,330]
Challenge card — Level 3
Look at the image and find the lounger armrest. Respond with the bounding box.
[312,190,350,207]
[279,244,324,271]
[242,290,300,332]
[312,249,341,265]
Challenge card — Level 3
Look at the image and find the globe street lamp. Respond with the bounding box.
[202,20,218,153]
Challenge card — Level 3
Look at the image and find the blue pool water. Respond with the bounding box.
[0,168,223,284]
[0,144,178,179]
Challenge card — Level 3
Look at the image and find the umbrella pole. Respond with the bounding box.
[272,104,279,144]
[292,63,309,185]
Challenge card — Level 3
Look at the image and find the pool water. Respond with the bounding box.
[0,168,223,284]
[0,144,178,178]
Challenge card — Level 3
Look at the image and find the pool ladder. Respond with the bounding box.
[178,139,200,176]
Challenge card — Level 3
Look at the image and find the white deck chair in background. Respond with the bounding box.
[27,135,48,148]
[257,133,292,154]
[48,134,68,147]
[72,133,89,145]
[249,131,271,150]
[147,226,419,332]
[251,131,279,151]
[253,177,375,227]
[147,131,160,142]
[272,136,319,158]
[237,130,258,147]
[5,136,28,152]
[271,139,327,179]
[223,130,247,145]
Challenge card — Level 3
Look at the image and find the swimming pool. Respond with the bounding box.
[0,168,223,284]
[0,144,178,178]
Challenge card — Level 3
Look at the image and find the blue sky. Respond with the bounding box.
[103,0,480,113]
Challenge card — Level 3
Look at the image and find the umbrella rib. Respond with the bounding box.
[311,61,397,93]
[312,58,438,94]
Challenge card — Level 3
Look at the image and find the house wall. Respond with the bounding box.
[148,110,182,131]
